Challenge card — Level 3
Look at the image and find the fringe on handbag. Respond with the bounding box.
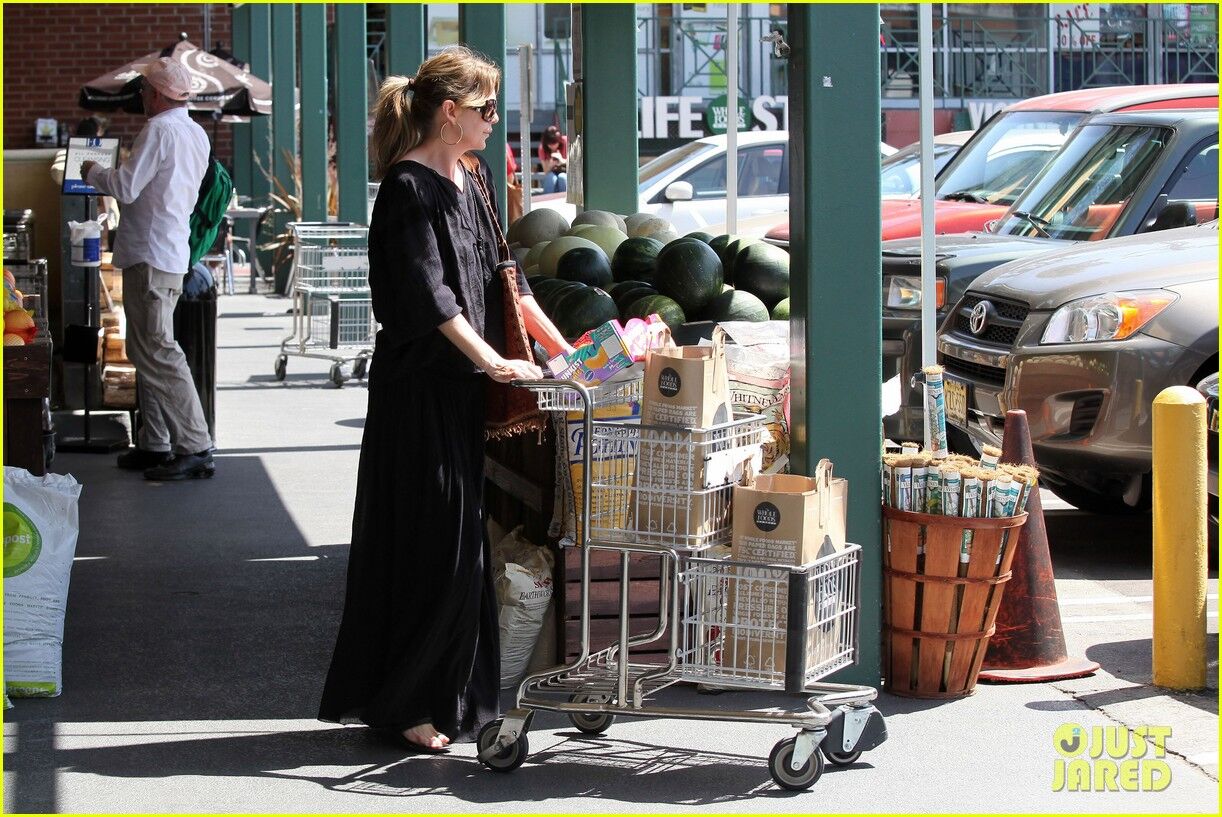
[461,155,546,440]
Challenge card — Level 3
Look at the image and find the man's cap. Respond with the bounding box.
[142,57,192,102]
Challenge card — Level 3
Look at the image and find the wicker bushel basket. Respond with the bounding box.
[882,506,1028,698]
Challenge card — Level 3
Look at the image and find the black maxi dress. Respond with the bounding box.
[318,156,531,742]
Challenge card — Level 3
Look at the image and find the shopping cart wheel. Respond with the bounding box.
[477,719,529,773]
[273,355,287,381]
[822,746,863,766]
[567,693,614,735]
[352,357,369,380]
[768,736,824,791]
[329,363,348,388]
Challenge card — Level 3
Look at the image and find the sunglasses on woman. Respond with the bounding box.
[469,98,497,122]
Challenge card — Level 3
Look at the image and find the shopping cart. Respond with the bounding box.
[477,377,887,791]
[274,240,377,387]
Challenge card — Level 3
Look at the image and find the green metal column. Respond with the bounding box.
[299,5,328,222]
[230,4,252,196]
[789,5,882,686]
[270,4,296,293]
[247,4,272,206]
[459,4,507,222]
[334,4,369,225]
[387,4,427,77]
[580,4,638,215]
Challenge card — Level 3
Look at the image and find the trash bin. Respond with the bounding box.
[173,268,217,440]
[882,506,1028,698]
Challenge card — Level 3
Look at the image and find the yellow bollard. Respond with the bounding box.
[1152,386,1208,689]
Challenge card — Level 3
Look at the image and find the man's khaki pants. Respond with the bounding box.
[122,263,213,455]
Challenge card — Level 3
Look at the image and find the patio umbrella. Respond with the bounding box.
[78,35,271,120]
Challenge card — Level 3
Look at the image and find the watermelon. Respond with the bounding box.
[709,234,736,264]
[625,294,686,331]
[734,242,790,308]
[511,244,530,272]
[608,280,654,300]
[556,246,613,287]
[654,238,724,316]
[722,237,760,284]
[534,279,579,312]
[555,287,618,339]
[573,209,627,233]
[613,284,658,314]
[508,207,569,247]
[771,298,790,320]
[566,223,599,237]
[611,236,664,284]
[627,215,673,238]
[524,240,551,271]
[577,225,629,260]
[624,212,657,233]
[686,231,715,244]
[526,274,548,289]
[701,289,770,323]
[540,236,607,278]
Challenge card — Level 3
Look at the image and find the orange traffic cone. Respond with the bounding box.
[977,409,1099,683]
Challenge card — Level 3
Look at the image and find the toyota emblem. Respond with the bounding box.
[969,301,992,335]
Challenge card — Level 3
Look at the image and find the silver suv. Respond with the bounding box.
[936,221,1219,513]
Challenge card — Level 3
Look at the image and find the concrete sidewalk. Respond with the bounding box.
[4,292,1218,813]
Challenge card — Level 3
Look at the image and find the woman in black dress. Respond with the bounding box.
[318,47,571,753]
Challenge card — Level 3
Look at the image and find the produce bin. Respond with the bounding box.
[882,506,1028,698]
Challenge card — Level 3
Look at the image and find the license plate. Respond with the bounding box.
[944,375,968,429]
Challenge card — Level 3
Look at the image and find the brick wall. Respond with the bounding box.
[3,3,234,164]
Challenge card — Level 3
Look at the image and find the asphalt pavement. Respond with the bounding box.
[3,290,1217,813]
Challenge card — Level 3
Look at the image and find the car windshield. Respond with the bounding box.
[993,123,1172,241]
[638,141,716,188]
[935,111,1084,206]
[880,144,958,197]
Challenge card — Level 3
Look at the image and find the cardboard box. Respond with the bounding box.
[548,320,635,386]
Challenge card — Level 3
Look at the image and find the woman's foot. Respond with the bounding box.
[401,723,450,752]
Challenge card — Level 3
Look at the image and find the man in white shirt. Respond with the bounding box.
[82,57,215,480]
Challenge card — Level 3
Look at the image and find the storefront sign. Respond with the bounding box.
[639,95,790,139]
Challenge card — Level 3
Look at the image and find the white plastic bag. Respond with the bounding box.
[4,467,82,697]
[493,526,554,689]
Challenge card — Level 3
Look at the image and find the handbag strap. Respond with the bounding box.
[460,154,512,264]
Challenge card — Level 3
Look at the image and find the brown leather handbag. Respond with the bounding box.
[461,155,546,440]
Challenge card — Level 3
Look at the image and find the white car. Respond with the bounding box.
[530,131,896,235]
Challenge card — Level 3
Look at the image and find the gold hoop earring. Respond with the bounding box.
[439,121,463,146]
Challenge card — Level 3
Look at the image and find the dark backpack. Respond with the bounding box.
[187,153,233,268]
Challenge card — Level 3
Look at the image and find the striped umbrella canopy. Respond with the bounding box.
[78,37,271,120]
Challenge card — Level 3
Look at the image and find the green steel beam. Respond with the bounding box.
[386,4,426,78]
[334,4,369,225]
[270,4,296,197]
[299,5,328,222]
[788,5,882,686]
[230,4,252,196]
[247,4,272,205]
[459,4,507,223]
[269,4,296,292]
[580,4,638,215]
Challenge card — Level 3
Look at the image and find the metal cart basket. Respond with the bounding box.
[274,228,376,387]
[477,378,887,791]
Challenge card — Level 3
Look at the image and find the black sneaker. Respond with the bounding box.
[144,451,216,481]
[117,448,172,471]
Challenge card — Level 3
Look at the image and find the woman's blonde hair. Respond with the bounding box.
[370,45,500,179]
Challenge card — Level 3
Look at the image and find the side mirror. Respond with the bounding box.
[1144,200,1198,233]
[664,181,694,202]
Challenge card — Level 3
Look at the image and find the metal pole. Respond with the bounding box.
[1152,387,1208,690]
[726,3,739,234]
[918,4,936,451]
[520,44,534,214]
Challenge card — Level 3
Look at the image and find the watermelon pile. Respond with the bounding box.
[510,208,791,341]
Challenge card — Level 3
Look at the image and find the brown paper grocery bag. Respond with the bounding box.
[642,329,733,429]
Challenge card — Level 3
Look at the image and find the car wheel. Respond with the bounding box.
[1046,477,1150,516]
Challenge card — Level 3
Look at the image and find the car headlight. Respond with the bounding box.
[885,275,946,310]
[1040,290,1178,344]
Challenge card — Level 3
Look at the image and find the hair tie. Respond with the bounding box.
[406,76,416,90]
